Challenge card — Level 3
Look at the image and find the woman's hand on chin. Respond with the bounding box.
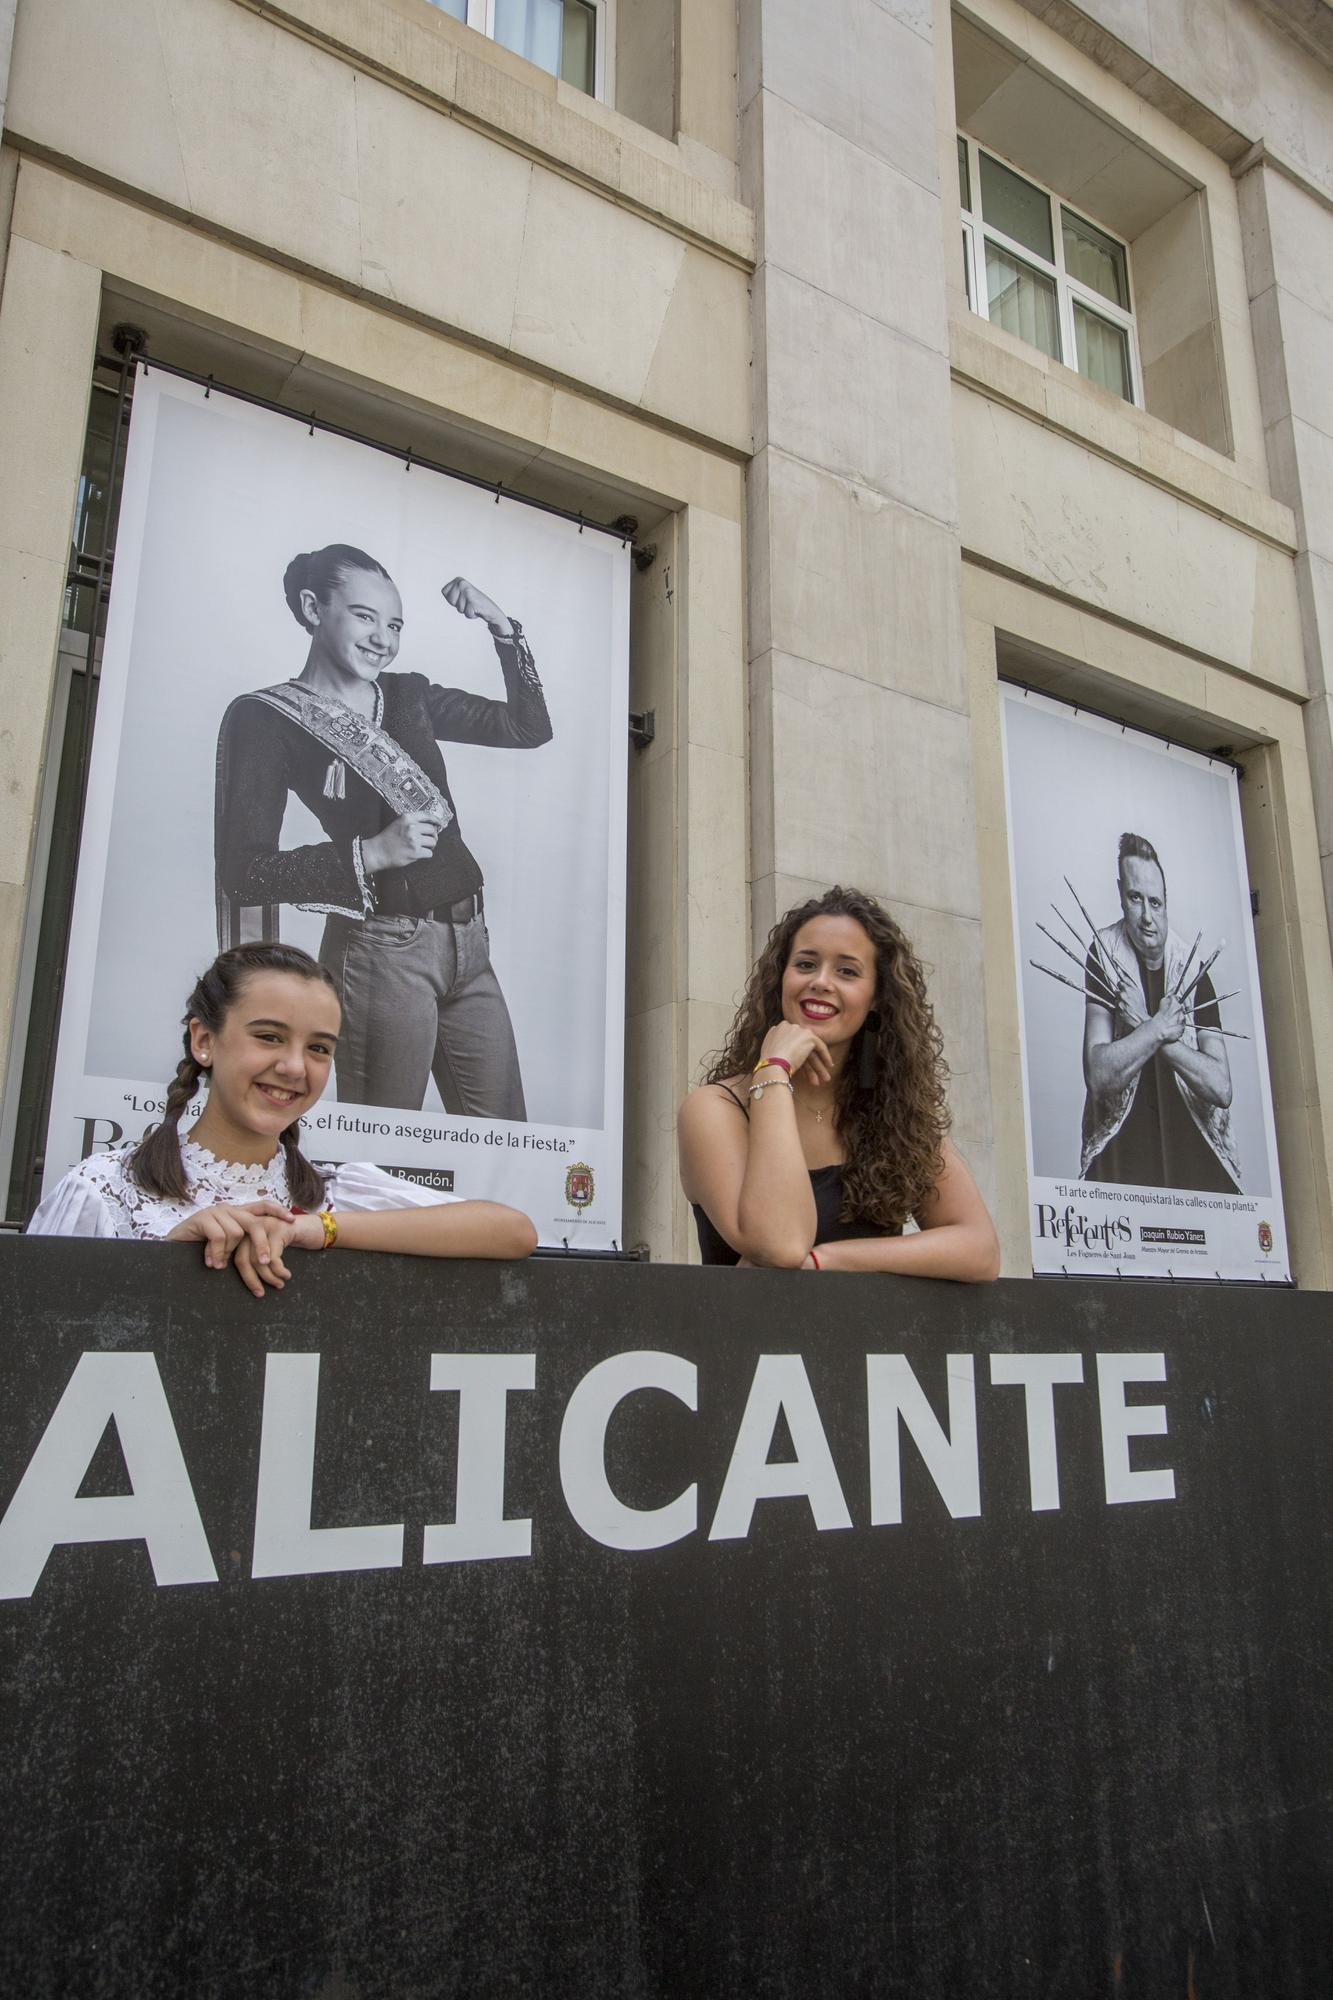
[166,1198,310,1298]
[758,1021,833,1086]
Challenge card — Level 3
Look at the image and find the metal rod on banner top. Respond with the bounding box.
[1034,1268,1294,1288]
[1003,678,1245,775]
[95,344,647,555]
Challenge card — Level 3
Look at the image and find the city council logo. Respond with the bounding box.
[565,1161,595,1211]
[1258,1220,1274,1254]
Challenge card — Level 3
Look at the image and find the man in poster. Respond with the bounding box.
[1081,833,1241,1193]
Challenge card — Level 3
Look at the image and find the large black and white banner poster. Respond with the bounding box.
[45,368,629,1244]
[1000,685,1289,1281]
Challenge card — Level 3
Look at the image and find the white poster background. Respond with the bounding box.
[45,368,629,1245]
[1000,684,1290,1281]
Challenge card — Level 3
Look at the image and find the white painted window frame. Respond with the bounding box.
[958,133,1143,407]
[455,0,613,101]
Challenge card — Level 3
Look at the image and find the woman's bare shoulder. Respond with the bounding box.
[678,1080,751,1205]
[680,1077,749,1117]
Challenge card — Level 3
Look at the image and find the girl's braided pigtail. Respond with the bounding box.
[279,1120,328,1213]
[127,1049,204,1201]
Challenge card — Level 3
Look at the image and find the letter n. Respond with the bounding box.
[866,1354,980,1525]
[0,1353,217,1599]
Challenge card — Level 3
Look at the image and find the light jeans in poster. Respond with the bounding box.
[322,911,526,1120]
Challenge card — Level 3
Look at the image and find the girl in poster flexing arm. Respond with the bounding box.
[215,544,552,1118]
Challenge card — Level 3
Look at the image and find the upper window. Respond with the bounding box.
[958,135,1141,406]
[431,0,608,99]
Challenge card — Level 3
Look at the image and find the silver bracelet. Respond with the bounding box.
[747,1076,794,1101]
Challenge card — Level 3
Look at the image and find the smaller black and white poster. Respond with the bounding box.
[1000,685,1289,1281]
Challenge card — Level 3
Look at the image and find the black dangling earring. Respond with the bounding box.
[857,1010,882,1089]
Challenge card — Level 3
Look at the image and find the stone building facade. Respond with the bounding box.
[0,0,1330,1278]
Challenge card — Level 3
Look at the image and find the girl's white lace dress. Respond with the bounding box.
[27,1135,454,1240]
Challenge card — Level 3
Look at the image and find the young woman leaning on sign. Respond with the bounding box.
[28,943,537,1292]
[677,887,1000,1279]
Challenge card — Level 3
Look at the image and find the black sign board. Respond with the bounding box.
[1,1240,1330,1996]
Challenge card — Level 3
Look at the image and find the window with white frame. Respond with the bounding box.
[431,0,609,100]
[958,135,1141,406]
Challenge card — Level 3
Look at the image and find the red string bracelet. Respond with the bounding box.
[808,1248,822,1270]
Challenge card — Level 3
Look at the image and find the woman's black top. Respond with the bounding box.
[690,1085,896,1265]
[693,1164,891,1265]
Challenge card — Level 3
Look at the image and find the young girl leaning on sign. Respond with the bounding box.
[27,942,537,1292]
[678,886,1000,1280]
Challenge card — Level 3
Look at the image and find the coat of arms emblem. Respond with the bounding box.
[1258,1221,1273,1254]
[565,1161,595,1211]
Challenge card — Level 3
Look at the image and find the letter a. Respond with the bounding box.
[709,1356,852,1542]
[0,1353,217,1599]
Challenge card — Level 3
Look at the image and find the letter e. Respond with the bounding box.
[1096,1353,1175,1505]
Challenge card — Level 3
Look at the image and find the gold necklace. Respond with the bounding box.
[796,1092,826,1126]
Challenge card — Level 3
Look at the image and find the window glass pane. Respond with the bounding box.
[69,385,119,571]
[985,241,1060,359]
[561,0,596,93]
[1074,302,1132,399]
[979,152,1053,263]
[1062,209,1128,309]
[957,136,970,212]
[962,227,972,306]
[427,0,468,18]
[494,0,564,76]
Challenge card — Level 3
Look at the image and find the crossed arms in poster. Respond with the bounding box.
[1081,851,1231,1112]
[1083,972,1231,1108]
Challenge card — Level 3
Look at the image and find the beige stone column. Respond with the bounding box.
[739,0,996,1204]
[0,220,100,1097]
[676,0,739,179]
[624,502,749,1263]
[1238,159,1333,937]
[1238,734,1333,1288]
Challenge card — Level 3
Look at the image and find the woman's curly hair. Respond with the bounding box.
[703,886,950,1231]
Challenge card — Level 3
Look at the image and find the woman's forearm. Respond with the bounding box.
[734,1093,819,1266]
[333,1201,537,1260]
[816,1221,1000,1283]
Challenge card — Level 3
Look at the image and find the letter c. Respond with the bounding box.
[559,1353,697,1551]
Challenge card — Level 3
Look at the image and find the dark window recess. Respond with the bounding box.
[6,360,135,1227]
